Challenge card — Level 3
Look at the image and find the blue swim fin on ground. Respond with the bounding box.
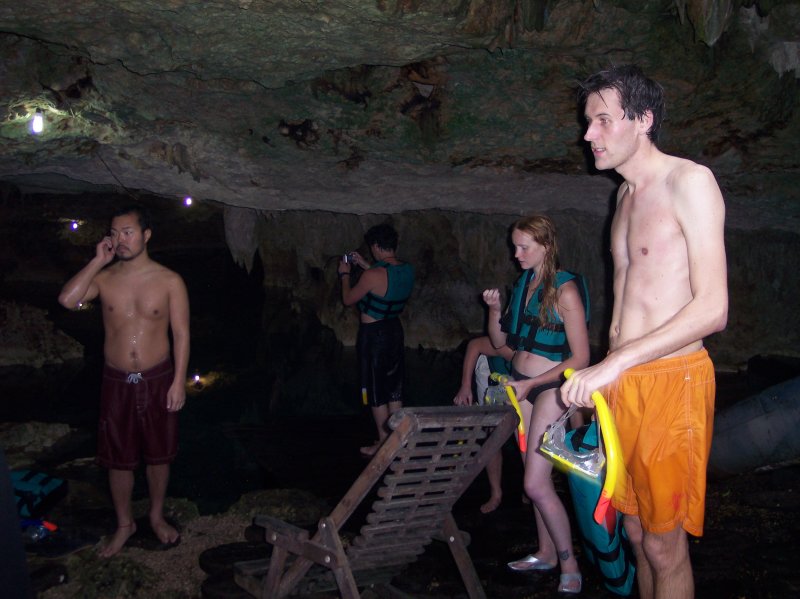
[566,422,636,596]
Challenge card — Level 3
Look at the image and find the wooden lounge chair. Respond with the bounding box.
[234,404,517,599]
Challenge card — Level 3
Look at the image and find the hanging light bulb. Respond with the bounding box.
[31,110,44,134]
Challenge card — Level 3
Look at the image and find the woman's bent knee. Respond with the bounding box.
[523,479,556,505]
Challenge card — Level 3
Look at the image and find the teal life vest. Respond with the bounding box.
[357,261,415,320]
[500,270,590,361]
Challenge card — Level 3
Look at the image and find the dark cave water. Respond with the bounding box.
[0,355,770,516]
[0,346,470,516]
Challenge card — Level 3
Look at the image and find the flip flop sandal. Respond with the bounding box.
[507,554,557,571]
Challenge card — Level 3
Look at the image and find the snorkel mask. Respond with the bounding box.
[541,368,625,526]
[540,404,605,479]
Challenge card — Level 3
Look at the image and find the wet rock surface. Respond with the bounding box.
[1,2,798,223]
[0,301,84,368]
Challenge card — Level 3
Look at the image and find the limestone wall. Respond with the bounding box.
[0,301,84,368]
[247,208,799,369]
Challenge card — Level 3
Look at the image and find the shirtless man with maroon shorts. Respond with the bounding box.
[59,205,189,557]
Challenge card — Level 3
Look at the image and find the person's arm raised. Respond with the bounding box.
[483,288,507,349]
[58,237,114,308]
[341,266,382,306]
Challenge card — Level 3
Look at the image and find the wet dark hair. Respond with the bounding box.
[111,204,152,233]
[364,223,399,251]
[578,64,665,143]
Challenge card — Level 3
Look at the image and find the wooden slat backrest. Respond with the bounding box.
[235,405,517,598]
[344,405,516,571]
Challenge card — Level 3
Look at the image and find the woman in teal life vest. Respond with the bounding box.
[338,224,415,457]
[484,214,590,595]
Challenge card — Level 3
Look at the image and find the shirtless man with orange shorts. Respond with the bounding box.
[561,66,728,599]
[59,205,189,557]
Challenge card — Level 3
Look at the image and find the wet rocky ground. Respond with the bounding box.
[9,407,800,599]
[200,423,800,599]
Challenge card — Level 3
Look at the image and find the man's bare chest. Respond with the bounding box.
[620,197,684,265]
[99,282,169,322]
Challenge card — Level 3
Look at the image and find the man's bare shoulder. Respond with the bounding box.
[93,262,120,286]
[151,263,187,289]
[150,261,181,277]
[664,156,724,214]
[665,155,718,190]
[99,260,184,286]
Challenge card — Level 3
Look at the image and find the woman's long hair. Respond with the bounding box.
[512,214,559,327]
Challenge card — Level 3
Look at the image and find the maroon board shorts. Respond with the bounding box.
[97,358,179,470]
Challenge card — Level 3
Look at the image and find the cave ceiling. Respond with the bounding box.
[1,0,799,230]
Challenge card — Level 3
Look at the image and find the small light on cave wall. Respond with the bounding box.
[30,110,44,135]
[183,196,193,206]
[189,371,205,391]
[65,218,86,232]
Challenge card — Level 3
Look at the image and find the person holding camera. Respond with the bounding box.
[338,224,415,457]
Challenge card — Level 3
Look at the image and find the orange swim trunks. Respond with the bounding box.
[606,349,715,537]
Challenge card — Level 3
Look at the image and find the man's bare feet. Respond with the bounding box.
[98,522,136,558]
[480,494,501,514]
[151,517,180,546]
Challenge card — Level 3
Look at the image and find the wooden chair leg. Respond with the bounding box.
[442,514,487,599]
[318,516,361,599]
[331,568,361,599]
[263,545,288,598]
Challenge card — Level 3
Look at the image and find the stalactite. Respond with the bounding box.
[223,205,259,273]
[677,0,736,46]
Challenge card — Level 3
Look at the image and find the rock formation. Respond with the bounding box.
[0,1,797,222]
[0,1,798,369]
[0,301,84,368]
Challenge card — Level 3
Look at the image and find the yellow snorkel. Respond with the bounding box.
[489,373,527,454]
[563,368,624,526]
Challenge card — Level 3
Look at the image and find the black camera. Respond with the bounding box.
[343,253,356,264]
